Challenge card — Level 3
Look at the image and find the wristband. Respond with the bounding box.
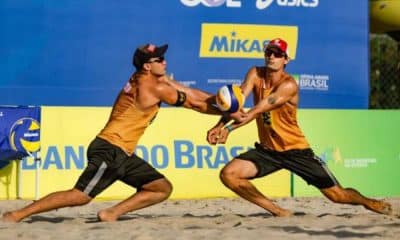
[224,125,234,133]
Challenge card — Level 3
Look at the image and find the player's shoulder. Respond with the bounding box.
[153,81,171,92]
[280,73,298,90]
[282,72,296,84]
[152,80,179,99]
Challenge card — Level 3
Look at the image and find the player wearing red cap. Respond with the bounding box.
[207,38,393,217]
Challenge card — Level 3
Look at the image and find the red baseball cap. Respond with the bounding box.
[265,38,289,56]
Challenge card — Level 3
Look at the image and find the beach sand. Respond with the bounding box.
[1,197,399,240]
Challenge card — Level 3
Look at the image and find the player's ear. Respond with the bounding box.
[143,62,151,71]
[284,58,290,65]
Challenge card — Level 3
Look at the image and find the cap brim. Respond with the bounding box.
[266,45,283,52]
[154,44,168,57]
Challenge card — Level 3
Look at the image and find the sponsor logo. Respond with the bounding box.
[200,23,298,59]
[319,148,377,168]
[292,73,329,91]
[265,0,319,9]
[320,147,342,164]
[180,0,240,7]
[207,78,242,85]
[180,0,319,9]
[9,117,41,155]
[343,158,377,168]
[21,141,251,170]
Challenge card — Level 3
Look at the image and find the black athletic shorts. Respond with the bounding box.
[236,143,339,189]
[75,137,165,198]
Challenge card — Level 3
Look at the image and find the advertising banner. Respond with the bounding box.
[1,108,399,200]
[294,110,400,197]
[0,1,369,108]
[15,107,290,200]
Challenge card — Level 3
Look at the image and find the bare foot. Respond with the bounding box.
[378,201,393,215]
[2,212,21,223]
[274,209,293,217]
[97,209,118,222]
[366,200,393,215]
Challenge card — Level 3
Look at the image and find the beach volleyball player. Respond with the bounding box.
[207,38,393,217]
[2,43,236,222]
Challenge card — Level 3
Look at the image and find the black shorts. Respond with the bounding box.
[236,143,339,189]
[75,137,165,198]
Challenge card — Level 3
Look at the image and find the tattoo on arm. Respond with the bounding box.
[267,96,276,105]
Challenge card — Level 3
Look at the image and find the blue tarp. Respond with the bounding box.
[0,106,41,168]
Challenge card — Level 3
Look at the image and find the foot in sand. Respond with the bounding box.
[2,212,20,223]
[97,209,118,222]
[366,200,393,215]
[274,209,293,217]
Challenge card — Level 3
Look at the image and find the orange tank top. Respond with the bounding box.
[255,73,309,152]
[97,77,159,156]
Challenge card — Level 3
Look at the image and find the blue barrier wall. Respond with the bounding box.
[0,1,368,108]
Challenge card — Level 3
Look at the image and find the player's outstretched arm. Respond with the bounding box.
[155,78,220,114]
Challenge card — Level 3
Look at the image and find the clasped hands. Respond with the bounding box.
[207,109,248,145]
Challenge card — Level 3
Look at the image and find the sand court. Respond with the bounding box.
[1,197,399,240]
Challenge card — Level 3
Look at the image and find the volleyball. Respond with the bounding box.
[216,84,245,113]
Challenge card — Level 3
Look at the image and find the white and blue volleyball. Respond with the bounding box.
[216,84,245,113]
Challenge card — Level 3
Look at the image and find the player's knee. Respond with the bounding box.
[161,179,173,198]
[148,178,173,199]
[219,167,237,184]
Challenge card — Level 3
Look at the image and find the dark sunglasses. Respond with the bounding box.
[148,56,165,63]
[264,49,286,58]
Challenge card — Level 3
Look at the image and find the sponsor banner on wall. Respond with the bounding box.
[294,110,400,197]
[199,23,298,59]
[12,107,290,200]
[0,1,368,108]
[1,108,398,200]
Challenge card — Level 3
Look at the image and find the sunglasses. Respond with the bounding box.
[148,56,165,63]
[264,49,286,58]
